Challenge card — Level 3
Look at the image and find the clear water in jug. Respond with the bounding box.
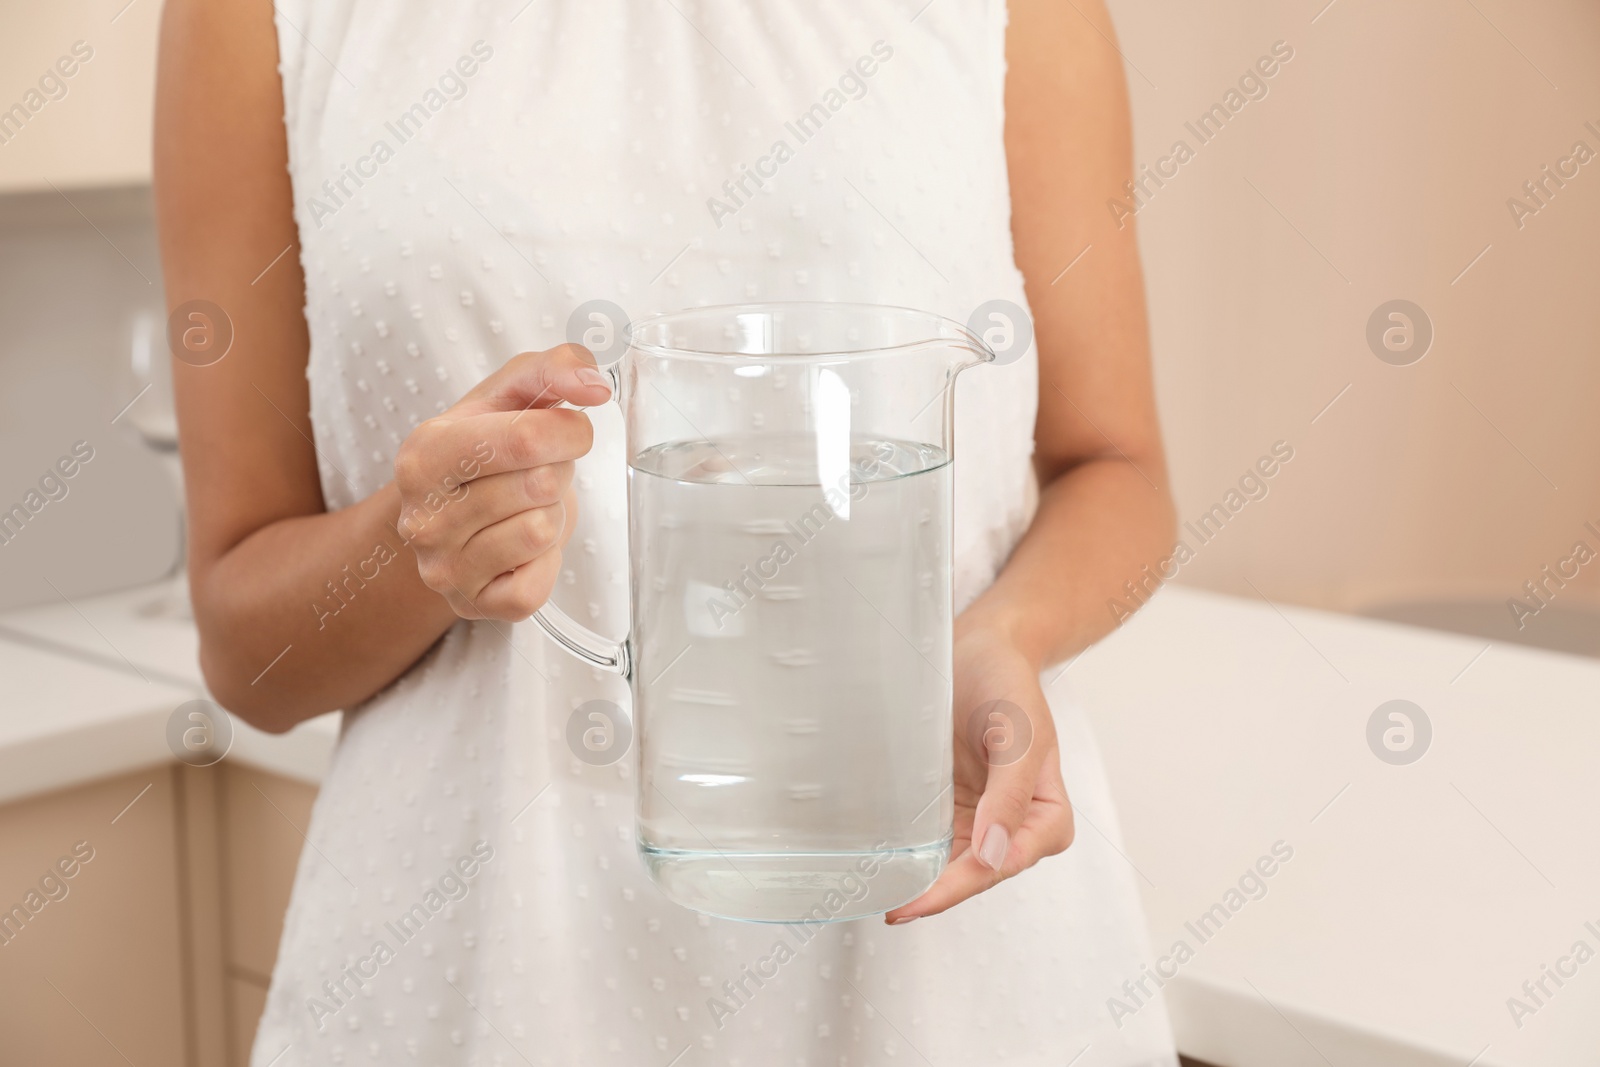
[630,433,952,922]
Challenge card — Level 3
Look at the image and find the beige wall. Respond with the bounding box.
[1108,0,1600,617]
[4,0,1599,626]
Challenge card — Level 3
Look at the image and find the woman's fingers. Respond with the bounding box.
[456,342,613,413]
[393,342,610,623]
[395,407,593,505]
[468,487,580,619]
[967,698,1055,874]
[885,780,1072,923]
[395,342,608,502]
[418,485,577,616]
[470,545,566,622]
[409,462,574,554]
[883,694,1074,924]
[886,849,997,922]
[455,497,568,593]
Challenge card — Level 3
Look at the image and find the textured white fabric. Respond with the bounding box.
[255,2,1179,1064]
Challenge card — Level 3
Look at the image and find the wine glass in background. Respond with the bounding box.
[119,308,192,620]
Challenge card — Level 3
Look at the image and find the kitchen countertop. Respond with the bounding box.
[0,581,339,797]
[0,580,1593,1065]
[1065,586,1599,1067]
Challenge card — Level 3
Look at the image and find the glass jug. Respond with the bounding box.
[534,302,995,922]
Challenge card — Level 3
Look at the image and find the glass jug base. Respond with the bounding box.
[638,840,951,924]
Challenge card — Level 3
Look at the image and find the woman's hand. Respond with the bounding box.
[393,344,612,622]
[885,624,1075,923]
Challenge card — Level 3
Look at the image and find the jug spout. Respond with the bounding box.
[957,337,998,368]
[884,311,1001,393]
[947,331,998,376]
[946,305,1021,376]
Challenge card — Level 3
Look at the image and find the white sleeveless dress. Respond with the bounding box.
[257,3,1179,1064]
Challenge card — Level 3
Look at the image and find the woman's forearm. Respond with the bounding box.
[977,0,1174,672]
[192,481,458,732]
[957,456,1176,671]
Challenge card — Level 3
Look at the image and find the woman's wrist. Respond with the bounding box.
[954,594,1055,671]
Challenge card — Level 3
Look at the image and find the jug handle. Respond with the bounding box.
[532,599,631,677]
[531,364,631,678]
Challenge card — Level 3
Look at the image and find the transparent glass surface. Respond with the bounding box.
[536,302,992,922]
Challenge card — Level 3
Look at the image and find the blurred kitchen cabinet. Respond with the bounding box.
[0,767,192,1066]
[0,759,319,1067]
[220,763,318,1063]
[0,0,164,192]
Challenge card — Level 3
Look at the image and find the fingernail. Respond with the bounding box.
[978,825,1009,871]
[574,367,610,391]
[889,915,918,925]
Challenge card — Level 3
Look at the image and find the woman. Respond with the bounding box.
[156,0,1179,1062]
